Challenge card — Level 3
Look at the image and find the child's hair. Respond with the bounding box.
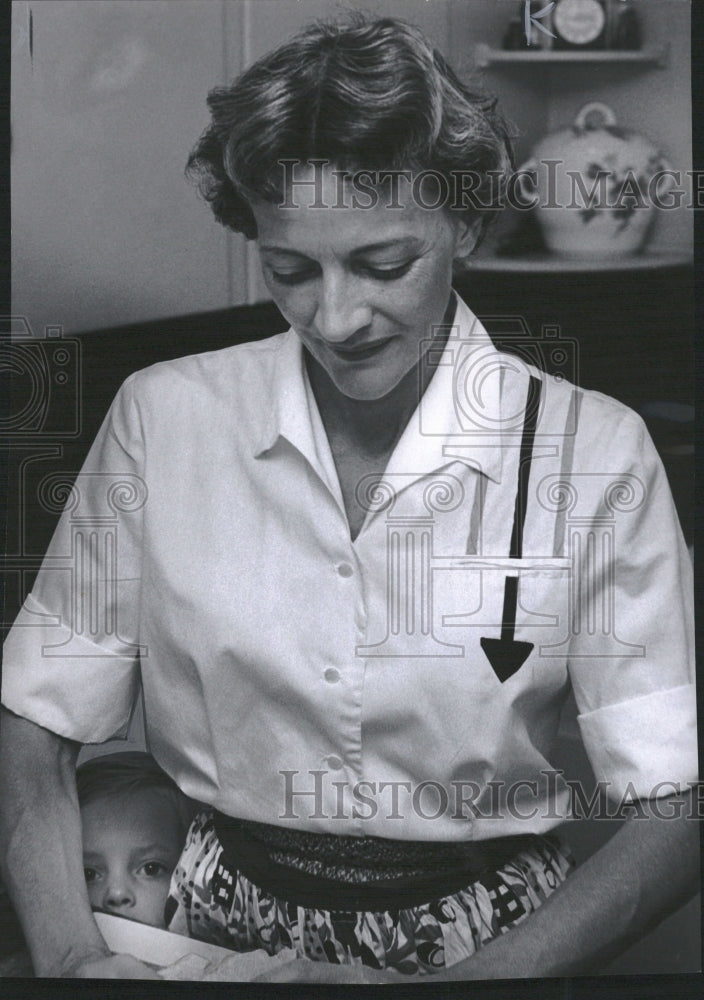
[76,751,197,841]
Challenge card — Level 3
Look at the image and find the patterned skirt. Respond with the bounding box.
[165,810,574,976]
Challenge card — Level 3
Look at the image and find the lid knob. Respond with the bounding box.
[574,101,617,130]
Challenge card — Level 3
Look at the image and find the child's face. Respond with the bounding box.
[81,787,184,928]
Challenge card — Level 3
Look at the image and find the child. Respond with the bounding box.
[77,752,197,929]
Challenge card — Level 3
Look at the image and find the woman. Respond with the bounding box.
[0,16,697,983]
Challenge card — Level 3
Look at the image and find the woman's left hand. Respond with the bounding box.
[253,958,405,983]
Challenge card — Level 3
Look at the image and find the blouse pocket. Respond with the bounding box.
[433,556,572,686]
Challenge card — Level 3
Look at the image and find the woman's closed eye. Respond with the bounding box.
[269,267,318,286]
[360,260,415,281]
[270,260,416,286]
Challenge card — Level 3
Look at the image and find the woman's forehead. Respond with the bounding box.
[274,161,419,209]
[251,163,454,255]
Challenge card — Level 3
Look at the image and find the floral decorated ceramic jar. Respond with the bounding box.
[518,102,673,258]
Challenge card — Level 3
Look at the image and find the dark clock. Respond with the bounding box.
[553,0,607,50]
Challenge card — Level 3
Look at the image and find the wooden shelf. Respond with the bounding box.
[466,250,692,274]
[475,43,668,69]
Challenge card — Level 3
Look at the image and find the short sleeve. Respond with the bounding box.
[2,375,146,743]
[566,408,696,801]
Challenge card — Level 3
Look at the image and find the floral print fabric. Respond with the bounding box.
[166,811,574,976]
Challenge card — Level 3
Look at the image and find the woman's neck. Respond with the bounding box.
[306,360,423,458]
[306,296,456,459]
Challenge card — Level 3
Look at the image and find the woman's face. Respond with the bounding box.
[251,165,477,401]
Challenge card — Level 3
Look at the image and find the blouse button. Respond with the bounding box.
[327,755,344,771]
[337,562,354,578]
[324,667,340,684]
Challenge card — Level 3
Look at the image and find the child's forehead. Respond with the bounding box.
[81,786,181,839]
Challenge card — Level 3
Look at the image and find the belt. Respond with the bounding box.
[212,812,539,911]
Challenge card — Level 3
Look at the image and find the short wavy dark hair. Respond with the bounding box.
[77,751,198,840]
[187,14,514,254]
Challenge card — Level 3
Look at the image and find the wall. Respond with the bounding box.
[11,0,243,335]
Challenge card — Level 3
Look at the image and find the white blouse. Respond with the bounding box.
[2,296,696,840]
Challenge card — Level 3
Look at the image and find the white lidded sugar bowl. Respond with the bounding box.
[517,102,674,258]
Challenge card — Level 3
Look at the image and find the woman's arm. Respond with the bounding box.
[438,793,699,980]
[0,707,157,978]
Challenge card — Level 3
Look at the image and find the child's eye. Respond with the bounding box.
[139,861,169,878]
[83,867,100,884]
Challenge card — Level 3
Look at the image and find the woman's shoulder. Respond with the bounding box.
[529,362,652,467]
[118,330,293,405]
[128,330,290,386]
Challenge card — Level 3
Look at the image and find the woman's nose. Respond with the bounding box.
[103,879,135,912]
[314,275,372,344]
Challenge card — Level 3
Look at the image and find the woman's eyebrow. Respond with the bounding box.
[259,238,422,257]
[350,237,422,255]
[258,246,310,256]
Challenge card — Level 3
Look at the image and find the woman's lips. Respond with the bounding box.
[328,338,392,361]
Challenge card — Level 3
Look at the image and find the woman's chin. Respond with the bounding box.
[331,376,406,403]
[326,359,415,403]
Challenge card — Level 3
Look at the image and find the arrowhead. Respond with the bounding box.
[480,637,534,683]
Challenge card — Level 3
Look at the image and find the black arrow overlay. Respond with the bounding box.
[481,375,542,683]
[480,576,534,682]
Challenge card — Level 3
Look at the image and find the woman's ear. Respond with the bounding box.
[454,214,483,259]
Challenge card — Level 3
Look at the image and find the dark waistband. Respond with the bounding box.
[212,811,541,911]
